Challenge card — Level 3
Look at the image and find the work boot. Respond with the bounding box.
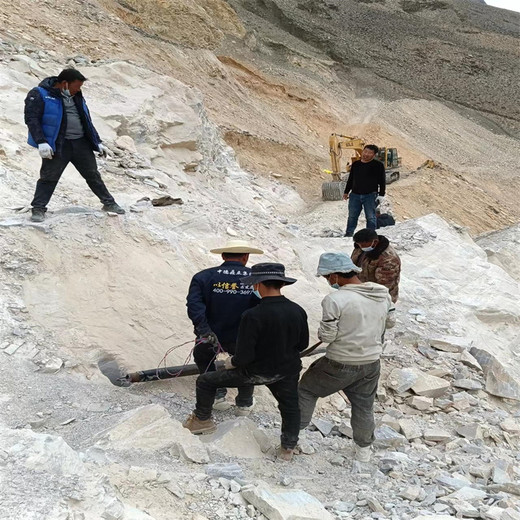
[102,203,125,214]
[277,447,294,462]
[354,444,371,462]
[31,208,46,222]
[344,232,353,238]
[183,413,217,435]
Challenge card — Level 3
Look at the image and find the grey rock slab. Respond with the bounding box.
[205,463,244,480]
[455,423,483,440]
[492,459,514,484]
[458,350,482,371]
[413,515,457,520]
[366,497,385,513]
[41,357,63,373]
[482,507,508,520]
[500,418,520,433]
[399,418,422,440]
[445,486,487,503]
[452,379,483,391]
[311,418,334,436]
[3,343,24,355]
[241,484,334,520]
[93,404,209,464]
[430,336,472,352]
[486,482,520,496]
[412,372,451,398]
[423,428,452,442]
[373,425,407,448]
[165,481,185,499]
[470,348,520,401]
[502,509,520,520]
[200,417,269,458]
[380,414,401,432]
[399,486,423,501]
[387,368,420,393]
[407,395,434,410]
[436,474,473,490]
[452,500,479,518]
[338,420,353,439]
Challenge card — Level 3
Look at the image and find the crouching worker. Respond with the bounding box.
[184,263,309,461]
[298,253,395,462]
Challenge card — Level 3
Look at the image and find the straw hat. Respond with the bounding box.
[210,239,264,255]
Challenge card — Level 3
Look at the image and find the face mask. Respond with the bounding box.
[253,290,262,299]
[360,240,376,252]
[63,88,72,97]
[327,275,340,290]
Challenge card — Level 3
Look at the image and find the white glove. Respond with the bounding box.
[97,144,109,158]
[224,356,235,370]
[38,143,54,159]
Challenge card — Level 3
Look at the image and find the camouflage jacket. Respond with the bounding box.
[351,236,401,303]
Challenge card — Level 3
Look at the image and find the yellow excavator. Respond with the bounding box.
[322,133,401,201]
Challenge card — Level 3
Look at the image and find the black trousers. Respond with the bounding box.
[195,369,300,449]
[31,138,115,209]
[193,340,254,403]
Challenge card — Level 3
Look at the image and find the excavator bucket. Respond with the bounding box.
[322,180,346,201]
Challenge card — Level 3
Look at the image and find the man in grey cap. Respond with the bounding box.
[299,252,395,462]
[184,262,309,462]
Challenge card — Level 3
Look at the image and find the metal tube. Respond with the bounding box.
[123,343,326,384]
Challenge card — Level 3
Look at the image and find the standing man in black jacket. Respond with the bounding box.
[184,263,309,461]
[24,68,124,222]
[187,239,263,414]
[343,144,386,237]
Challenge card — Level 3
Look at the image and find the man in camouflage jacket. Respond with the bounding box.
[351,229,401,303]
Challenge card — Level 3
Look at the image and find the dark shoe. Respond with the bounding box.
[102,203,125,214]
[31,208,46,222]
[183,413,217,435]
[344,233,353,238]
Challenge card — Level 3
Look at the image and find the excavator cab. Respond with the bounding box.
[377,147,401,184]
[377,147,401,169]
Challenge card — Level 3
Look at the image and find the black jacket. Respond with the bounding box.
[24,77,102,155]
[186,261,258,345]
[232,296,309,376]
[345,159,386,196]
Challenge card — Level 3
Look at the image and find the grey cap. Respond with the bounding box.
[316,252,362,276]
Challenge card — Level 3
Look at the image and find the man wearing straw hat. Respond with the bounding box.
[187,239,263,415]
[298,252,395,463]
[184,263,309,462]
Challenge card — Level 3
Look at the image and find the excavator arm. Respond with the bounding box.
[329,133,365,181]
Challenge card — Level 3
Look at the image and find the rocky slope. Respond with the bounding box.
[0,53,519,519]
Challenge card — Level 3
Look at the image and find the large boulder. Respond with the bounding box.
[241,483,334,520]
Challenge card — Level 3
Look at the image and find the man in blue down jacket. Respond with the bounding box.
[186,239,263,414]
[24,68,124,222]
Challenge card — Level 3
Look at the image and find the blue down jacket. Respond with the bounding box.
[25,76,101,154]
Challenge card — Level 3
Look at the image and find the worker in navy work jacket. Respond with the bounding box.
[186,239,263,414]
[24,68,124,222]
